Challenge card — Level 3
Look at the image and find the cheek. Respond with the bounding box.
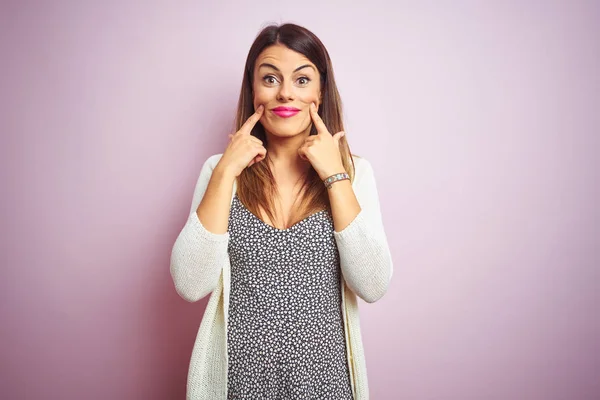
[252,87,273,125]
[252,86,273,109]
[298,89,321,106]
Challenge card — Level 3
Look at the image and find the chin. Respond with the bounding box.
[264,122,310,138]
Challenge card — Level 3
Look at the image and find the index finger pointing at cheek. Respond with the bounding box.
[309,102,328,134]
[239,104,264,135]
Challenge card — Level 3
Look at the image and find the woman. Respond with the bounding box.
[171,23,393,400]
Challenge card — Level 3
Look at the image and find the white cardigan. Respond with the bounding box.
[170,153,393,399]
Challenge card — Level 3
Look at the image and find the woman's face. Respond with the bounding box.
[252,44,322,138]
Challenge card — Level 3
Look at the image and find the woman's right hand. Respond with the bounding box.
[215,105,267,178]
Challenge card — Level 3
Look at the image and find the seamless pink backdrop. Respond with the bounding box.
[1,1,599,399]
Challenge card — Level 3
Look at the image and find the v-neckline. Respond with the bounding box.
[233,194,328,233]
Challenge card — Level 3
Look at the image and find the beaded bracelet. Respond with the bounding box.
[323,172,350,189]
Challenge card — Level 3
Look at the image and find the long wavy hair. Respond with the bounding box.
[235,23,356,228]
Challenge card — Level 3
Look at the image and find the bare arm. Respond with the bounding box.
[196,105,267,233]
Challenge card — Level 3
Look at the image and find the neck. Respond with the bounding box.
[265,128,313,177]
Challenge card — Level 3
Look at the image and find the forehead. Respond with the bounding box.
[254,44,315,71]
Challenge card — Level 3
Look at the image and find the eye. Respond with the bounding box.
[263,75,279,85]
[297,76,311,86]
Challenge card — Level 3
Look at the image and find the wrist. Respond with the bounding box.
[213,164,237,183]
[319,165,346,181]
[323,171,350,189]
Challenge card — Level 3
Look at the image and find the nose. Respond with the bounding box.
[276,80,294,102]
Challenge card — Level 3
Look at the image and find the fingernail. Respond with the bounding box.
[257,105,263,112]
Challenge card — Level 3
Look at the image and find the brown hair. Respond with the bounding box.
[235,23,356,228]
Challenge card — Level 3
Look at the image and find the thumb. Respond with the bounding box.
[333,131,345,144]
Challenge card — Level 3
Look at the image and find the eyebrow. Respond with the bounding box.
[258,63,316,73]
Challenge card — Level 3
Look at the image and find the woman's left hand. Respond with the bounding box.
[298,102,346,180]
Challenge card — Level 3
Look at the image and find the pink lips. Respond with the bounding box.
[271,106,300,118]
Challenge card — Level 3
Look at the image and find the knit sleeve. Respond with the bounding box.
[170,154,229,302]
[333,157,393,303]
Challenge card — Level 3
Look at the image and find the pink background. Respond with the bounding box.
[1,1,599,399]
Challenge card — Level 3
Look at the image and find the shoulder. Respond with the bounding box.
[203,153,224,171]
[350,154,371,170]
[192,153,225,189]
[350,154,375,185]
